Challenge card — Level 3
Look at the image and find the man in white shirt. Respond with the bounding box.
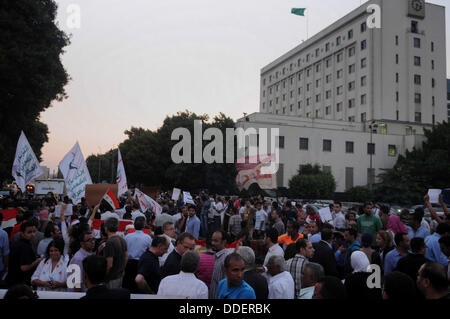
[254,202,267,239]
[332,202,347,231]
[159,221,176,267]
[157,251,208,299]
[263,228,284,267]
[212,197,224,232]
[266,255,295,299]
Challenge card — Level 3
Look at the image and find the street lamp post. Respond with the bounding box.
[368,122,378,188]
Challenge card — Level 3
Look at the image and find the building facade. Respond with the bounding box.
[236,0,447,193]
[447,79,450,121]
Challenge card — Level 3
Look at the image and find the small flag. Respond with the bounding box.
[102,189,120,210]
[291,8,306,16]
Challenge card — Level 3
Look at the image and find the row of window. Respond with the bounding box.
[263,22,369,87]
[276,136,397,156]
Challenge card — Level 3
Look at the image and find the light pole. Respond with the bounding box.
[368,121,378,188]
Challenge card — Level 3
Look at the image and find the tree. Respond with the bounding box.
[86,111,238,194]
[0,0,70,184]
[288,164,336,199]
[374,121,450,204]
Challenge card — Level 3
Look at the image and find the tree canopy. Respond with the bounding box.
[86,111,238,194]
[373,121,450,204]
[0,0,70,184]
[288,164,336,199]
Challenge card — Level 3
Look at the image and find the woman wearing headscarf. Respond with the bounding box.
[344,251,382,299]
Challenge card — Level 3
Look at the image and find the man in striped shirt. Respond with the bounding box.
[209,230,232,299]
[285,239,315,298]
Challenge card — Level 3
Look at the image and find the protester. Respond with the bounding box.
[186,205,201,239]
[416,262,449,299]
[209,230,231,299]
[7,220,42,286]
[359,232,381,266]
[236,246,268,299]
[36,221,62,258]
[285,239,314,297]
[313,276,347,299]
[103,217,128,289]
[0,213,10,281]
[311,227,339,277]
[196,238,215,289]
[68,230,95,292]
[263,228,284,267]
[406,208,430,239]
[357,203,382,246]
[382,271,417,299]
[124,216,152,261]
[342,227,361,274]
[425,223,450,267]
[395,237,430,283]
[266,255,295,299]
[157,251,208,299]
[31,238,68,291]
[159,221,176,267]
[298,262,324,299]
[278,220,303,249]
[135,235,169,294]
[384,233,410,275]
[333,202,346,231]
[375,230,394,272]
[81,255,130,299]
[217,253,256,299]
[161,232,196,278]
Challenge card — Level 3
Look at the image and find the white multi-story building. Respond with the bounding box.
[236,0,447,193]
[447,79,450,121]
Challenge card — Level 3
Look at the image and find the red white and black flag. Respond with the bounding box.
[102,188,120,210]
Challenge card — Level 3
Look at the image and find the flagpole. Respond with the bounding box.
[306,12,309,40]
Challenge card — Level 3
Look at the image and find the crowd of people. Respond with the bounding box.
[0,189,449,300]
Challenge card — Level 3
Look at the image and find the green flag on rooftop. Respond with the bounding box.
[291,8,306,16]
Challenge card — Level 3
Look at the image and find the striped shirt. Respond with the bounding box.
[209,248,232,299]
[285,254,308,297]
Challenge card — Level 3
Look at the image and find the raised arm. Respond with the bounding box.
[438,194,449,216]
[424,194,443,224]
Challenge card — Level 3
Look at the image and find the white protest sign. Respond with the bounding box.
[427,189,442,204]
[183,191,195,205]
[12,131,44,192]
[54,204,73,217]
[318,207,333,223]
[291,201,296,207]
[59,142,92,204]
[172,188,181,201]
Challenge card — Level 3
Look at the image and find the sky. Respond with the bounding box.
[40,0,450,173]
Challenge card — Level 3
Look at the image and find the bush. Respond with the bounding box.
[346,186,374,203]
[289,172,336,199]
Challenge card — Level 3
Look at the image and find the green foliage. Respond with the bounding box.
[86,111,238,194]
[346,186,374,203]
[0,0,70,183]
[288,165,336,199]
[374,122,450,204]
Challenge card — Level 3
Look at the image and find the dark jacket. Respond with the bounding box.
[311,240,339,277]
[81,285,130,300]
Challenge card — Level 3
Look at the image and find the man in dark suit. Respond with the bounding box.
[311,228,339,277]
[81,255,130,299]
